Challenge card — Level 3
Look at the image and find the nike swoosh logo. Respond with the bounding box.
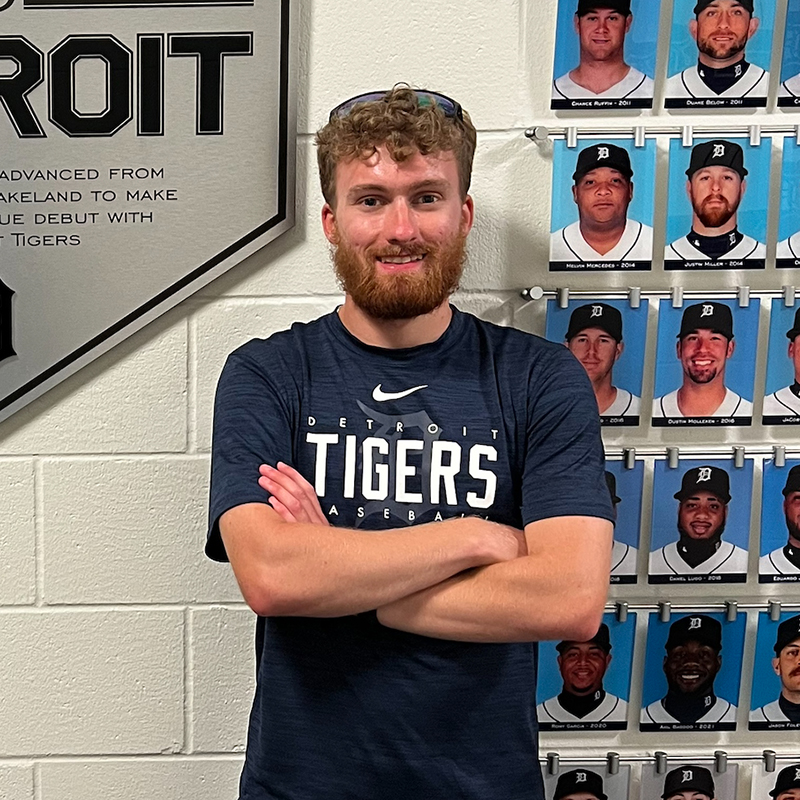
[372,384,428,402]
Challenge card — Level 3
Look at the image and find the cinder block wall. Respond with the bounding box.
[0,1,554,796]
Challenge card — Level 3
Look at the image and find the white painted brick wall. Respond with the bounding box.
[0,0,560,794]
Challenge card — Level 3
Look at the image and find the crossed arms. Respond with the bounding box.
[219,463,613,644]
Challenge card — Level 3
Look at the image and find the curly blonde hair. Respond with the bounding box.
[315,85,477,205]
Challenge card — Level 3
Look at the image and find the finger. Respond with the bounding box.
[275,462,329,525]
[268,495,298,523]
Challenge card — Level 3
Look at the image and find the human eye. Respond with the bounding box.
[416,193,439,205]
[356,196,382,208]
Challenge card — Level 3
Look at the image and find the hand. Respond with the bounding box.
[492,523,528,561]
[257,462,329,525]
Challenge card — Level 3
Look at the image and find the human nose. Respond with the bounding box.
[384,198,418,243]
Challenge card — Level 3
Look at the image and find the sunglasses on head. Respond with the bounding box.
[328,90,463,123]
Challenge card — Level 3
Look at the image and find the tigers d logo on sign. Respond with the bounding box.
[0,0,295,423]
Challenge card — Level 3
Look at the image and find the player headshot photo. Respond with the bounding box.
[750,613,800,728]
[768,765,800,800]
[778,0,800,107]
[652,300,757,425]
[641,762,738,800]
[550,141,655,272]
[544,766,632,800]
[605,461,642,583]
[640,612,744,731]
[664,0,773,108]
[759,462,800,581]
[537,613,634,731]
[664,139,767,270]
[777,139,800,268]
[550,0,657,110]
[763,306,800,423]
[649,462,750,583]
[545,298,647,426]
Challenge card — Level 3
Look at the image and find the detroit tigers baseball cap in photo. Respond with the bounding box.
[694,0,753,14]
[566,303,623,342]
[554,770,607,800]
[577,0,631,15]
[556,622,612,654]
[662,766,716,799]
[786,308,800,341]
[770,765,800,798]
[674,466,731,504]
[678,302,734,340]
[665,614,723,653]
[782,465,800,496]
[773,615,800,655]
[686,140,748,179]
[572,143,633,182]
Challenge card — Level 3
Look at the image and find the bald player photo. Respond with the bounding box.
[661,766,716,800]
[664,140,766,269]
[652,302,754,424]
[551,0,655,109]
[759,466,800,580]
[606,470,639,582]
[550,143,654,272]
[664,0,770,108]
[641,614,738,731]
[537,623,629,729]
[750,615,800,728]
[763,310,800,423]
[564,303,640,424]
[649,465,748,583]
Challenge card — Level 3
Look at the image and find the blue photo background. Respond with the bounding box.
[537,612,635,703]
[779,139,800,243]
[760,460,799,556]
[667,0,776,75]
[551,138,656,233]
[750,611,800,709]
[765,300,798,395]
[781,0,800,82]
[665,138,771,246]
[641,611,746,708]
[552,0,659,84]
[653,299,759,401]
[605,459,644,549]
[649,458,753,553]
[545,298,648,396]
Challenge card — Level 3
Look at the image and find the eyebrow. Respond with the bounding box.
[345,179,453,199]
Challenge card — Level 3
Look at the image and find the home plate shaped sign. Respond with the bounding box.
[0,0,295,423]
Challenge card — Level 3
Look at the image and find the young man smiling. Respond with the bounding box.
[207,87,613,800]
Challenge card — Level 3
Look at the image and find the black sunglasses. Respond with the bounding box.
[329,90,463,123]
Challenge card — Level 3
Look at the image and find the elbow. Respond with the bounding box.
[239,575,301,618]
[554,585,608,642]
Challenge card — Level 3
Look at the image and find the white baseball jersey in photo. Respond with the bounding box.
[665,234,766,262]
[652,389,753,419]
[763,388,800,417]
[602,389,640,418]
[664,64,768,100]
[649,541,748,577]
[759,547,800,576]
[551,220,653,263]
[777,234,800,260]
[780,74,800,99]
[537,693,628,725]
[750,699,792,723]
[612,540,638,577]
[552,67,654,100]
[642,697,736,725]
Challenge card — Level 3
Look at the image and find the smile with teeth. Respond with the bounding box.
[377,255,425,264]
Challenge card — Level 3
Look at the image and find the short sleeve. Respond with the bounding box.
[521,347,614,527]
[206,346,296,561]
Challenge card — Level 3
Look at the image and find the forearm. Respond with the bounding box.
[377,517,613,643]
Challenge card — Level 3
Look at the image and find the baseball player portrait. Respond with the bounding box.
[760,464,800,580]
[550,770,608,800]
[778,0,800,107]
[550,142,654,272]
[652,301,754,424]
[750,614,800,728]
[664,0,771,108]
[641,613,740,731]
[766,765,800,800]
[649,465,748,583]
[777,139,800,267]
[537,622,629,729]
[664,140,766,269]
[661,766,717,800]
[763,310,800,423]
[551,0,655,109]
[605,468,640,582]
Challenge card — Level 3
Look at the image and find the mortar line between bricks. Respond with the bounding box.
[184,607,195,754]
[0,603,248,615]
[187,314,198,455]
[33,757,41,800]
[34,459,44,607]
[33,453,210,463]
[0,753,245,764]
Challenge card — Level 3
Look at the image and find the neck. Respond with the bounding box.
[691,217,737,237]
[570,59,630,93]
[592,379,618,413]
[677,377,728,416]
[782,687,800,705]
[579,218,627,255]
[698,52,745,70]
[790,533,800,549]
[338,297,453,349]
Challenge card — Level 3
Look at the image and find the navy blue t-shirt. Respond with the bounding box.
[208,307,613,800]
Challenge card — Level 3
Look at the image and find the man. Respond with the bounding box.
[661,765,716,800]
[763,310,800,420]
[650,465,748,580]
[552,769,607,800]
[751,615,800,724]
[664,140,765,267]
[652,301,753,421]
[759,467,800,577]
[207,87,613,799]
[641,614,736,727]
[537,622,628,728]
[552,0,654,107]
[777,229,800,263]
[550,143,653,269]
[606,470,638,581]
[768,764,800,800]
[779,72,800,106]
[664,0,769,107]
[564,302,640,421]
